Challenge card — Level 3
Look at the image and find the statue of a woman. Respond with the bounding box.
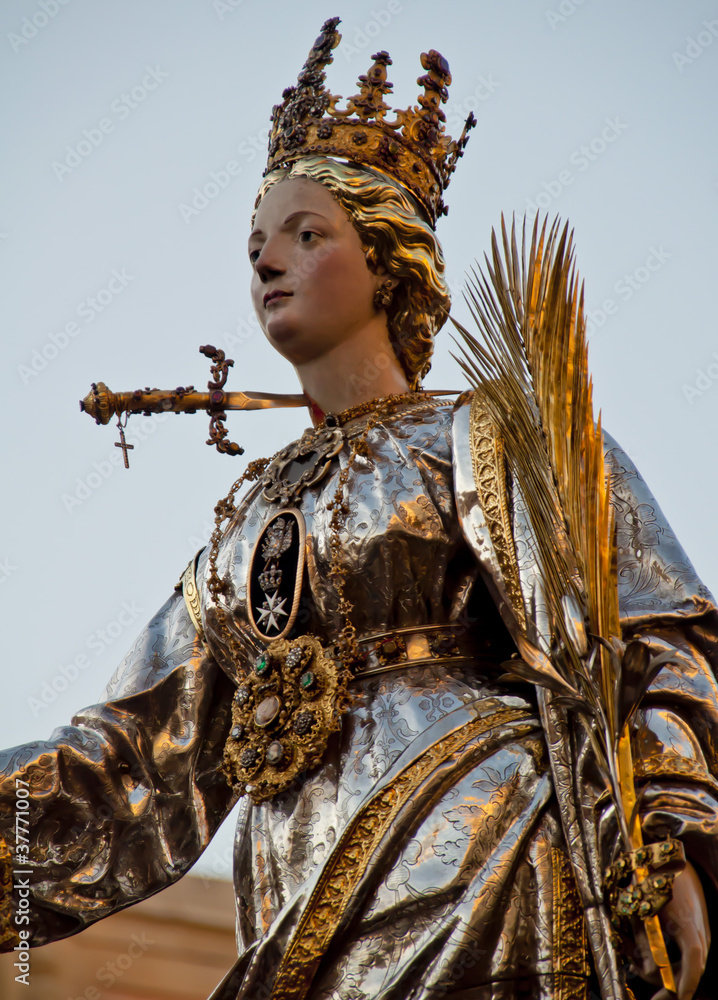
[1,19,715,1000]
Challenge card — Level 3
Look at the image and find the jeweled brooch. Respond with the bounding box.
[223,635,351,803]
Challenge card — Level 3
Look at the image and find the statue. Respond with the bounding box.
[1,18,715,1000]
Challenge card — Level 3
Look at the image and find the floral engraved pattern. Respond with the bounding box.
[604,437,710,612]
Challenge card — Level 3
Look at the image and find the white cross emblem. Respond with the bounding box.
[257,590,289,632]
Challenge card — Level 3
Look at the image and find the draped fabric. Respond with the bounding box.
[1,396,716,1000]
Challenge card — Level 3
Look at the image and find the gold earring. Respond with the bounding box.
[374,279,394,310]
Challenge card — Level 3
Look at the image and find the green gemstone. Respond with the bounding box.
[300,670,316,690]
[256,654,269,676]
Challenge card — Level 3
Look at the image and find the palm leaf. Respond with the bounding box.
[452,216,616,683]
[452,214,678,990]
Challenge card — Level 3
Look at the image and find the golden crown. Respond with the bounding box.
[265,17,475,227]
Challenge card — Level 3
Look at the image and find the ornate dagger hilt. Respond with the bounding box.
[200,344,243,457]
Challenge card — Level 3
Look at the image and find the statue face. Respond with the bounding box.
[249,176,385,367]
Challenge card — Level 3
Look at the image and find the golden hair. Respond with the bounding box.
[253,157,451,388]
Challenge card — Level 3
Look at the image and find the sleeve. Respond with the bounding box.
[597,435,718,889]
[0,586,237,949]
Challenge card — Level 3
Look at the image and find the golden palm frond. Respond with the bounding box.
[454,220,616,639]
[452,215,677,990]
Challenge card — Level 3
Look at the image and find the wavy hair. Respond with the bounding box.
[253,157,451,388]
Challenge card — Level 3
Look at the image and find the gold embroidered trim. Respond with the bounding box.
[633,753,718,795]
[552,847,589,999]
[271,706,534,1000]
[468,390,526,630]
[178,553,205,643]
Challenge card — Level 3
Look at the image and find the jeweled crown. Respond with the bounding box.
[265,17,475,227]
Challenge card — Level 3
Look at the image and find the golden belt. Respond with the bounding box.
[352,623,484,678]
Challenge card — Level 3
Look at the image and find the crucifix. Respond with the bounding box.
[114,422,135,469]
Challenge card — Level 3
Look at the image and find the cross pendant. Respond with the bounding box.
[115,426,134,469]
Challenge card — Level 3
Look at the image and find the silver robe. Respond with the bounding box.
[1,397,718,1000]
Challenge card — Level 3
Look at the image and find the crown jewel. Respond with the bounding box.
[265,17,476,226]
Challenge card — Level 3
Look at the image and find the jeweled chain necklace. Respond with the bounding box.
[207,391,421,667]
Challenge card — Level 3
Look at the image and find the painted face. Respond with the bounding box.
[248,177,386,366]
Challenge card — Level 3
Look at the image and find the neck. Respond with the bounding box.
[295,330,411,419]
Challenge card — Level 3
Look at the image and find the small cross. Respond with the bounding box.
[115,426,134,469]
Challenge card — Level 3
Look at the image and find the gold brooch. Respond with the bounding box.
[262,426,344,506]
[223,635,351,803]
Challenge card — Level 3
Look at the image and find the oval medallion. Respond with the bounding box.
[255,695,281,728]
[248,508,306,642]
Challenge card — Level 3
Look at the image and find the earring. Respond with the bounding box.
[374,279,394,310]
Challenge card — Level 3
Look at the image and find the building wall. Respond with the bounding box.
[0,875,237,1000]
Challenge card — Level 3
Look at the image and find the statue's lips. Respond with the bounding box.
[264,290,292,308]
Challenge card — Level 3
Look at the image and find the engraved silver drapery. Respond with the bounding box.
[2,398,717,1000]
